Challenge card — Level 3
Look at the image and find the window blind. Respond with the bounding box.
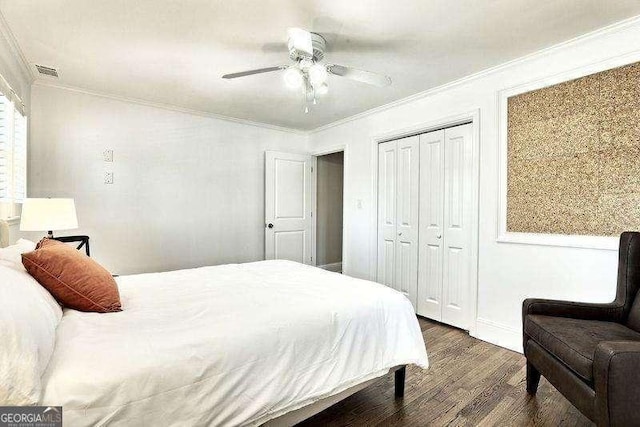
[0,90,27,202]
[13,110,27,200]
[0,95,8,199]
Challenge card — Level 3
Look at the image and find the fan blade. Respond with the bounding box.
[222,66,285,79]
[287,27,313,56]
[328,64,392,87]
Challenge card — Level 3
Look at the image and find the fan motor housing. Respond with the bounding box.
[289,32,326,62]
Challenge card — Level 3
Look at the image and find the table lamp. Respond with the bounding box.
[20,198,78,238]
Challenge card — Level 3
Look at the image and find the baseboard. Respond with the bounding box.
[318,262,342,273]
[472,317,523,353]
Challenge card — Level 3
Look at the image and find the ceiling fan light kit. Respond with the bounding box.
[283,67,304,89]
[222,28,392,113]
[308,63,328,85]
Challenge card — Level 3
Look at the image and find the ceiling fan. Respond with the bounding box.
[222,28,392,113]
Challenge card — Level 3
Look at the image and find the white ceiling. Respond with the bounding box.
[2,1,640,131]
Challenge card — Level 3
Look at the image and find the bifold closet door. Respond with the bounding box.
[377,136,419,308]
[440,124,473,328]
[417,130,444,320]
[378,141,397,289]
[417,124,473,330]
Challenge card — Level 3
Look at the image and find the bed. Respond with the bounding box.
[1,228,428,426]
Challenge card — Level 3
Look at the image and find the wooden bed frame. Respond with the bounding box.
[264,365,406,426]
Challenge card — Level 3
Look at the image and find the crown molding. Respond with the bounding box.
[309,13,640,134]
[0,9,35,84]
[32,80,308,135]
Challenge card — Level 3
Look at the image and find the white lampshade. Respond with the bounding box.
[20,198,78,232]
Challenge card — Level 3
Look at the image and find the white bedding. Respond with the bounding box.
[40,260,428,426]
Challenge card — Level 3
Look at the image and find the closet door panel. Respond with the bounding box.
[381,239,395,287]
[441,124,473,329]
[417,130,445,320]
[394,136,419,307]
[377,141,397,287]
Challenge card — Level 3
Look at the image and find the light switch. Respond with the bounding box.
[357,199,363,209]
[103,149,114,162]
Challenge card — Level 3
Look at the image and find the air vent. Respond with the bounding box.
[35,65,59,78]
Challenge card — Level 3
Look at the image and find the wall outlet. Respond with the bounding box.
[103,149,114,162]
[104,171,114,184]
[357,199,363,209]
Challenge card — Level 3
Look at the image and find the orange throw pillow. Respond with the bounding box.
[22,238,122,313]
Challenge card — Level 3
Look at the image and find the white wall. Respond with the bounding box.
[309,19,640,351]
[29,84,308,274]
[316,151,343,267]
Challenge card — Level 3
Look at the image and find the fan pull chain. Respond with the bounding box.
[303,87,309,114]
[303,77,311,113]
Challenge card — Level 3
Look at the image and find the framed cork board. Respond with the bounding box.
[497,58,640,249]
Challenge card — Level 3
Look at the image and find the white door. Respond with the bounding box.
[265,151,313,264]
[377,141,397,288]
[440,124,473,328]
[377,136,419,308]
[417,130,444,320]
[417,124,473,330]
[395,136,420,307]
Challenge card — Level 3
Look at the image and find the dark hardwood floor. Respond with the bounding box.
[298,317,592,427]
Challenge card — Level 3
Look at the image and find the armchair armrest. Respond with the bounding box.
[523,298,623,323]
[594,341,640,427]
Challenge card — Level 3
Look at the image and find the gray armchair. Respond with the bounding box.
[523,232,640,427]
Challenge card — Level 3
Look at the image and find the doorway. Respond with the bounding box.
[314,151,344,273]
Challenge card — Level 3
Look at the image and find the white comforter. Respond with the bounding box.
[40,260,428,426]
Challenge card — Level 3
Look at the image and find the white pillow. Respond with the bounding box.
[0,238,37,272]
[0,264,62,404]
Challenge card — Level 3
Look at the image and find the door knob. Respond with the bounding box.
[436,234,442,239]
[398,232,402,236]
[267,223,274,229]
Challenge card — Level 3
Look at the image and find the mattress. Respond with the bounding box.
[40,260,428,426]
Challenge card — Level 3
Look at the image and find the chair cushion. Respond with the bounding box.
[525,315,640,383]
